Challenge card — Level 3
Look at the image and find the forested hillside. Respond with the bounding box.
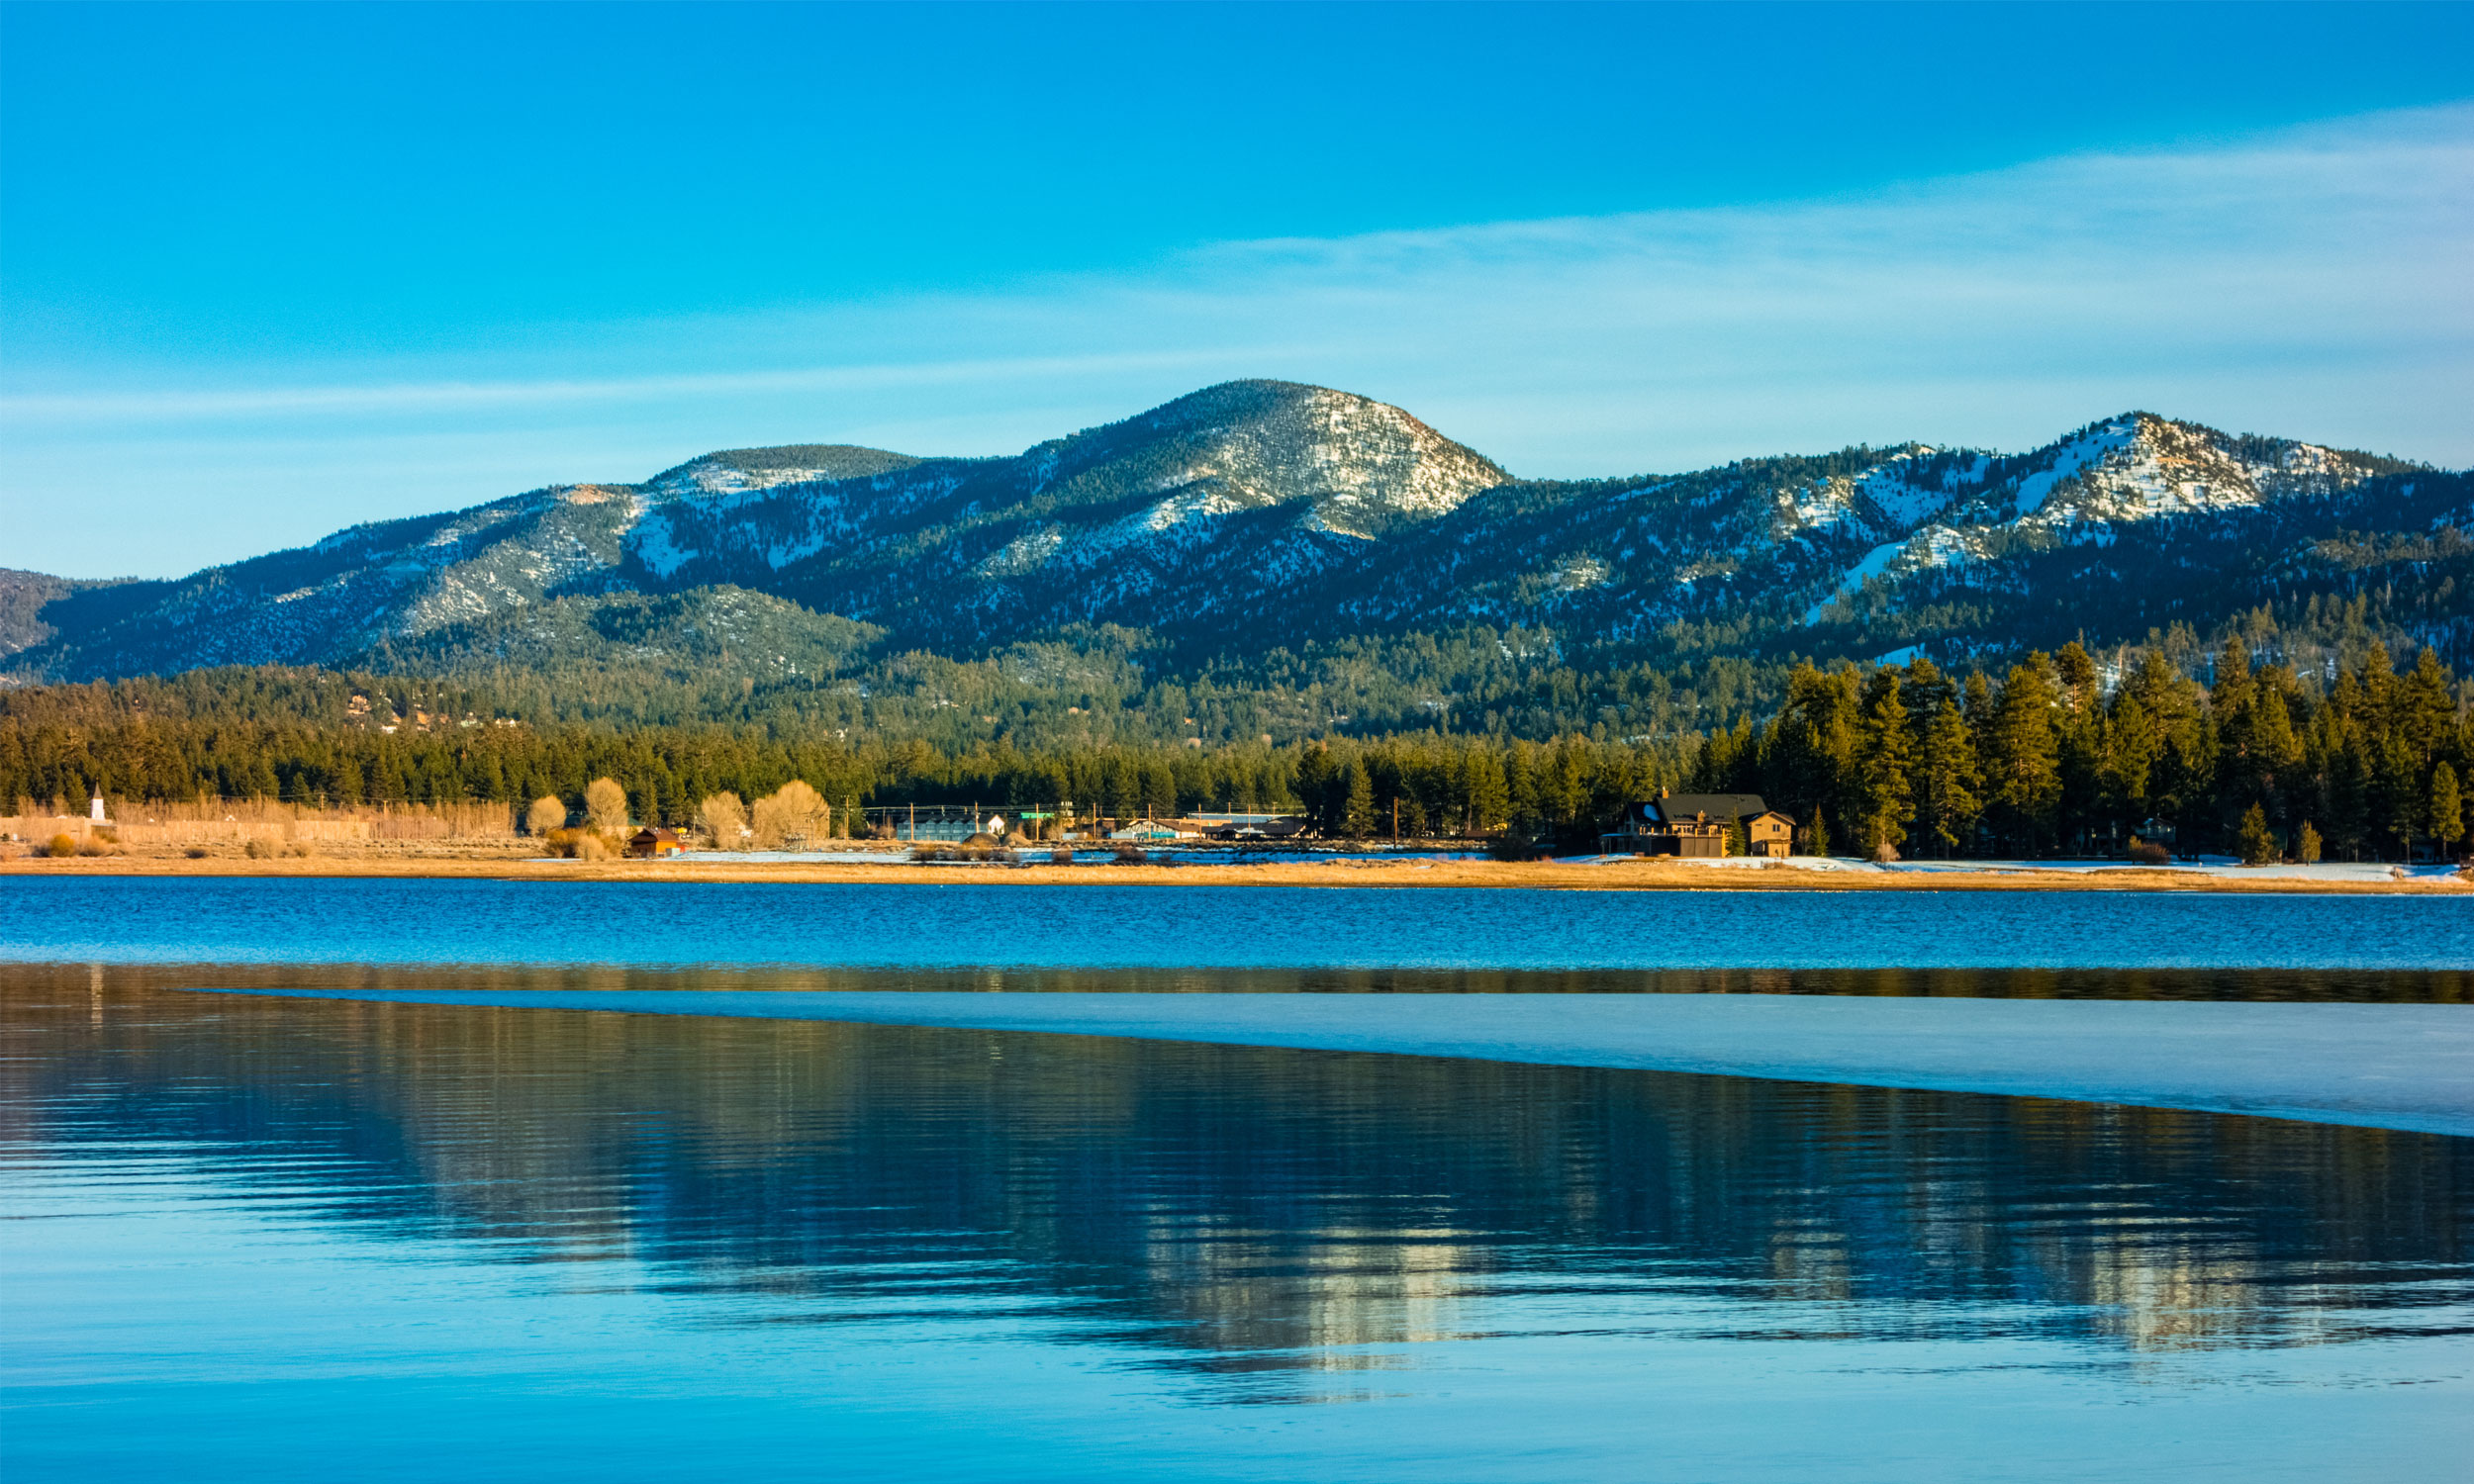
[6,379,2468,861]
[9,382,2468,691]
[4,633,2465,864]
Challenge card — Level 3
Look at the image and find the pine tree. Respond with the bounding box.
[2236,802,2277,866]
[1807,805,1831,858]
[1464,748,1509,835]
[1917,698,1982,857]
[2432,761,2464,860]
[1342,759,1377,838]
[1504,746,1542,833]
[2210,635,2254,716]
[1776,662,1859,829]
[1855,669,1913,857]
[2055,641,2102,715]
[1295,744,1335,834]
[2380,735,2421,860]
[2102,692,2158,820]
[2296,820,2323,864]
[1986,657,2061,855]
[2400,649,2454,767]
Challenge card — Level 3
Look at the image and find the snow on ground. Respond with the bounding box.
[1799,540,1905,625]
[2009,420,2136,515]
[191,987,2474,1137]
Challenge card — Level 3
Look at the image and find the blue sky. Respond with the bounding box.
[4,1,2471,578]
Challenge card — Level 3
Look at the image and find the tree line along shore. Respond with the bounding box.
[2,638,2467,866]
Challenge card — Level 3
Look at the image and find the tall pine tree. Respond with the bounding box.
[1855,669,1914,858]
[1916,698,1983,858]
[1985,656,2061,856]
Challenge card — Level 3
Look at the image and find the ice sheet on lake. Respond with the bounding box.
[184,988,2474,1138]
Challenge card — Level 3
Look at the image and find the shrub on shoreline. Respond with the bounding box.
[540,828,620,860]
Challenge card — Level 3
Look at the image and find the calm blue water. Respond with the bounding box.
[2,877,2470,969]
[4,883,2470,1479]
[4,965,2469,1481]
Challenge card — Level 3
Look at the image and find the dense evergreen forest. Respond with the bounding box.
[3,614,2466,861]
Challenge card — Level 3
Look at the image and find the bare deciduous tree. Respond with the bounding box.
[525,795,568,837]
[695,791,748,851]
[751,780,827,849]
[584,778,628,835]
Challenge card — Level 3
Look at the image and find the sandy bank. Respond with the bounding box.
[186,987,2474,1137]
[9,852,2470,893]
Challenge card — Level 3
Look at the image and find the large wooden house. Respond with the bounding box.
[1602,791,1796,858]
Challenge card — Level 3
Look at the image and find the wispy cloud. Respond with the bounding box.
[6,104,2469,577]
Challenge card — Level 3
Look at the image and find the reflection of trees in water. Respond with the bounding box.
[6,964,2468,1401]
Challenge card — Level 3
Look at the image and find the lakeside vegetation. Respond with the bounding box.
[3,630,2466,863]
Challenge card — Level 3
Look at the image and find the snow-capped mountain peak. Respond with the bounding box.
[6,387,2450,684]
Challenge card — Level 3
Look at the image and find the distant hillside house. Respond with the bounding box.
[627,826,681,858]
[1604,792,1794,859]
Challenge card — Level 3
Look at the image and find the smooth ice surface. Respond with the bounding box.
[195,987,2474,1136]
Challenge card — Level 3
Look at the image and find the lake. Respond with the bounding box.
[3,877,2472,970]
[3,881,2470,1480]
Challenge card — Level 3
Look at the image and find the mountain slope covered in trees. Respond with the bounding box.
[4,636,2467,865]
[6,380,2471,860]
[10,380,2465,696]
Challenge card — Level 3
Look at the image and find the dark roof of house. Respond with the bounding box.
[630,826,680,841]
[1647,793,1769,823]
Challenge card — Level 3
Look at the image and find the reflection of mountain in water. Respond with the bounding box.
[10,966,2469,1402]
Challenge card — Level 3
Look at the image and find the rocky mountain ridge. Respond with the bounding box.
[5,380,2464,688]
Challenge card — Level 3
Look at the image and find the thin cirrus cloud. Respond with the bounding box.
[3,103,2467,580]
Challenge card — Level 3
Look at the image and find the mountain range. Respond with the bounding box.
[5,379,2467,697]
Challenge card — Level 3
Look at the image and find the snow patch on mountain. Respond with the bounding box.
[977,527,1066,579]
[1802,541,1906,625]
[630,513,695,580]
[645,445,921,501]
[1802,523,1993,626]
[1856,460,1967,530]
[14,383,2441,684]
[2013,421,2137,516]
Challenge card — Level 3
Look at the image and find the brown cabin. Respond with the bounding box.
[627,827,682,859]
[1604,792,1794,859]
[1744,810,1795,858]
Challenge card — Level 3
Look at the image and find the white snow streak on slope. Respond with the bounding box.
[1801,541,1906,625]
[2013,422,2137,515]
[189,989,2474,1137]
[1855,465,1954,529]
[976,527,1065,578]
[630,511,694,578]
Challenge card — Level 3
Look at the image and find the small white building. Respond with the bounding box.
[1108,821,1196,842]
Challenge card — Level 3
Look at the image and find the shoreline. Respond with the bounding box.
[5,852,2466,893]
